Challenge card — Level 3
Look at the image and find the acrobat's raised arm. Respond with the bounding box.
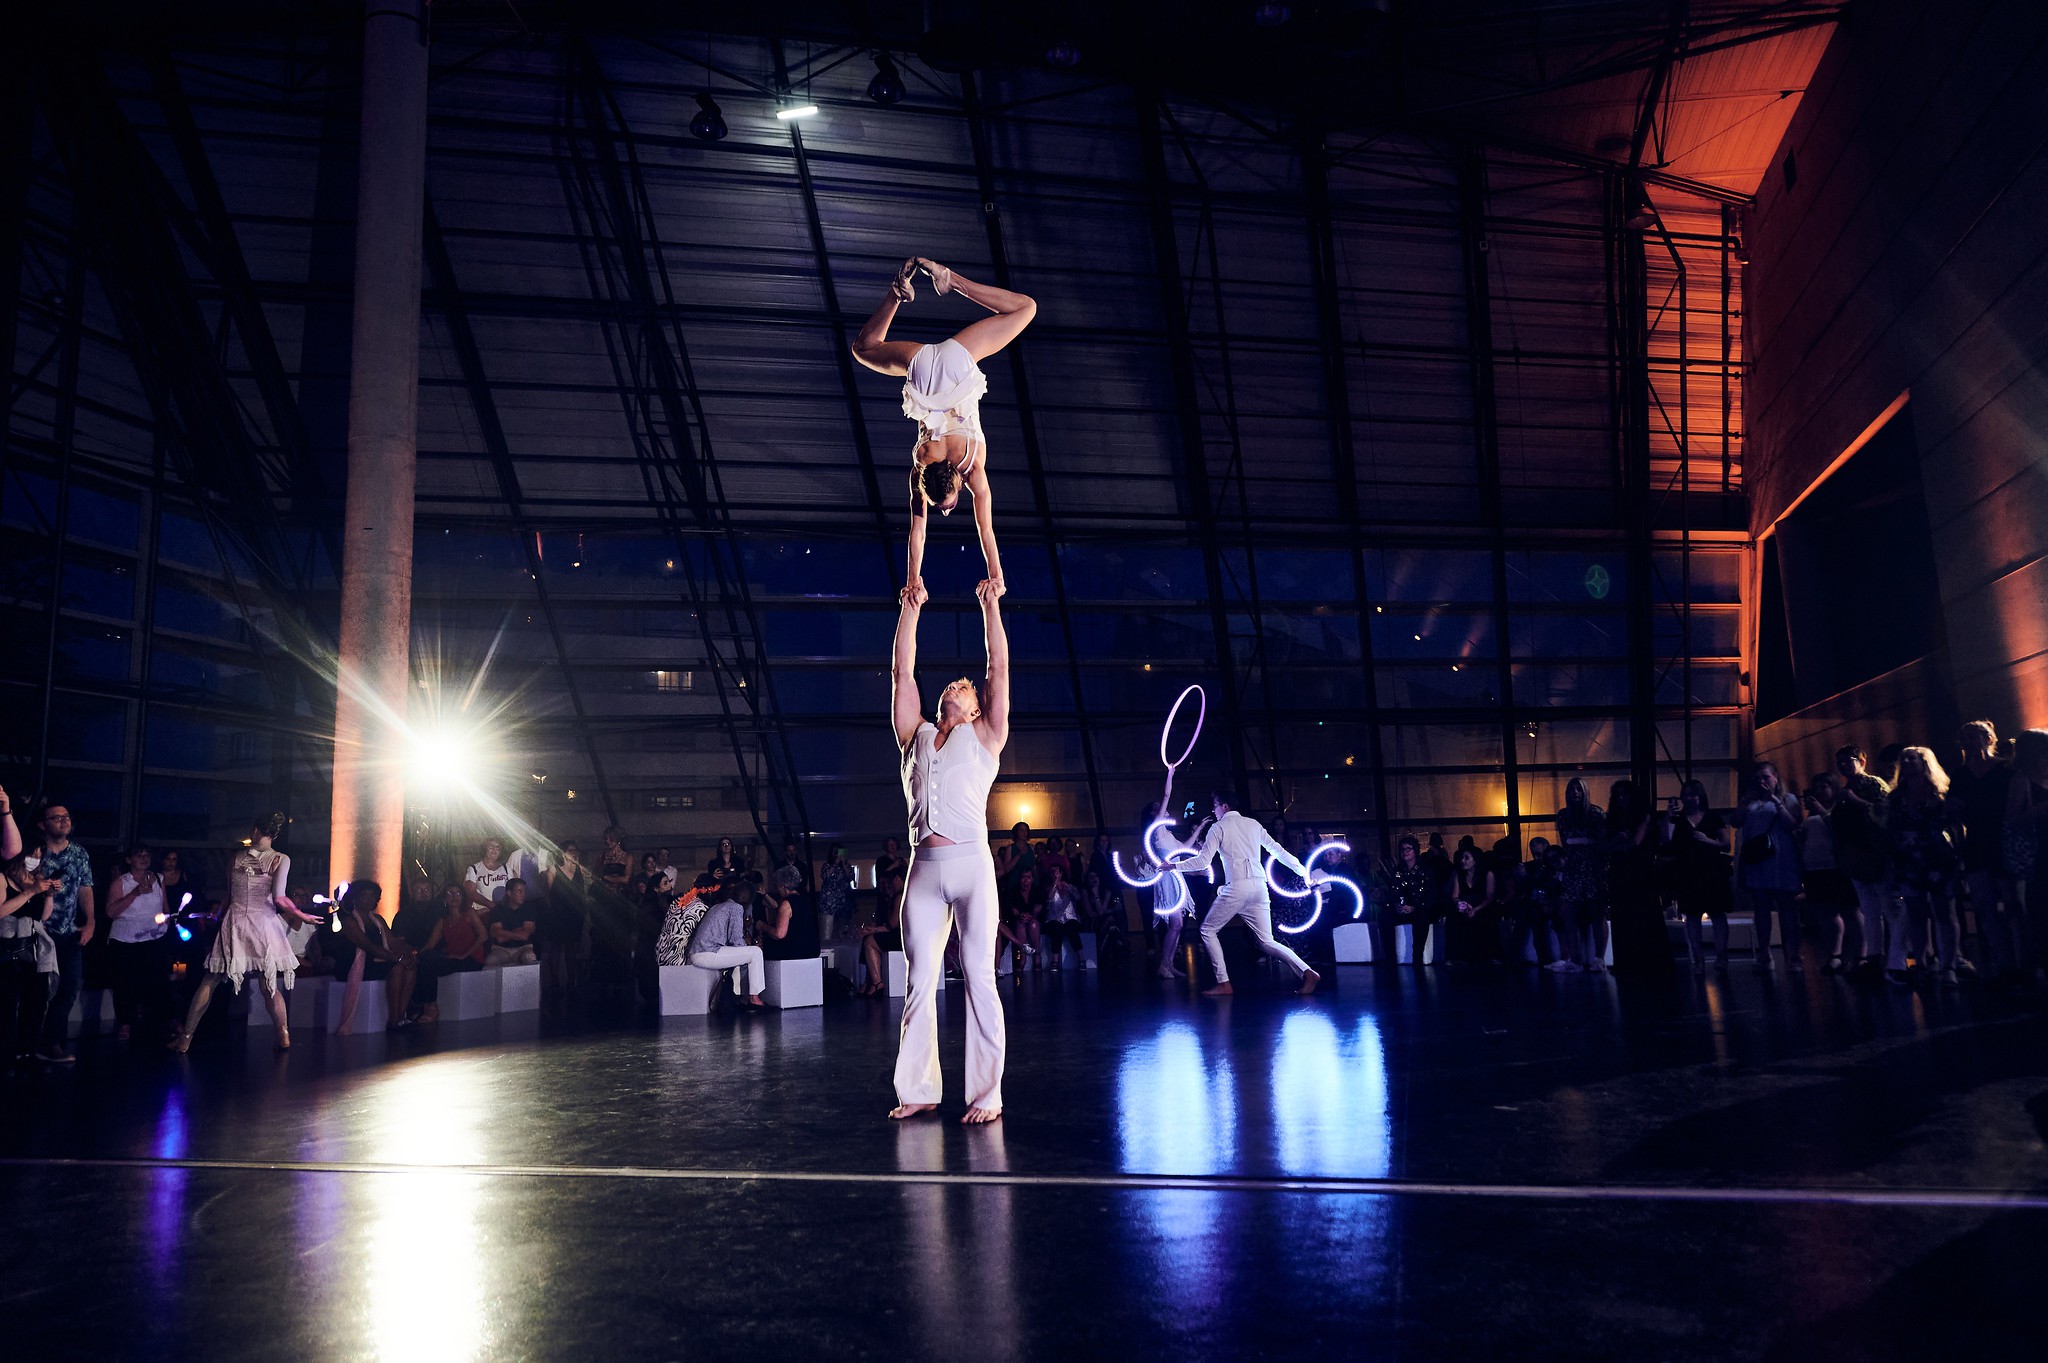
[973,577,1010,757]
[964,461,1004,594]
[905,475,930,603]
[892,591,925,752]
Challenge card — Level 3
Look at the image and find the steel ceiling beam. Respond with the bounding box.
[959,69,1106,832]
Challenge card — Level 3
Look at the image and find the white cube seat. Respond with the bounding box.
[438,968,500,1021]
[66,988,116,1038]
[325,979,387,1032]
[761,956,824,1009]
[496,962,541,1013]
[1332,922,1376,964]
[659,963,718,1015]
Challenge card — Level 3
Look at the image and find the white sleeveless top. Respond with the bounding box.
[902,720,998,846]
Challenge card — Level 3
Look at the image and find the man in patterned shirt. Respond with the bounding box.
[30,803,95,1064]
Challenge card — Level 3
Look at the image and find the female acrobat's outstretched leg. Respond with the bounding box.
[918,259,1037,363]
[852,258,925,376]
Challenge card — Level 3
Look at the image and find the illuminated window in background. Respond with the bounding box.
[652,670,692,693]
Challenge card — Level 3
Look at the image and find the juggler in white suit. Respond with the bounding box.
[888,576,1011,1121]
[1181,800,1321,995]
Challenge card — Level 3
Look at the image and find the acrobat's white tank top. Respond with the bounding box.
[902,720,998,845]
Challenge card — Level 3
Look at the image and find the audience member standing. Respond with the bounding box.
[2008,730,2048,978]
[1889,747,1965,984]
[463,838,513,913]
[1556,779,1608,971]
[29,803,95,1065]
[1,817,60,1066]
[1953,721,2023,986]
[103,845,173,1039]
[539,842,591,1013]
[818,844,855,941]
[1663,780,1732,975]
[1604,780,1668,978]
[1737,763,1804,971]
[1832,746,1893,975]
[706,836,745,879]
[1799,778,1854,972]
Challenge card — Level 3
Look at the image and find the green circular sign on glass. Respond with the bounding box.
[1584,564,1611,600]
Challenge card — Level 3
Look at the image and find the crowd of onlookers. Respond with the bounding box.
[6,715,2047,1063]
[1358,720,2048,989]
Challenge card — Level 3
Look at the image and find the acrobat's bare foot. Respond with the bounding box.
[890,257,917,303]
[1201,982,1233,997]
[1297,968,1321,996]
[917,257,954,295]
[962,1106,1002,1125]
[889,1103,939,1121]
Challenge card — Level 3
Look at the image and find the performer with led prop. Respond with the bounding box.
[888,576,1009,1124]
[1112,685,1209,979]
[1265,840,1368,935]
[1178,791,1322,997]
[851,257,1038,600]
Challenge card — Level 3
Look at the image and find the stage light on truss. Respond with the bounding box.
[409,725,478,795]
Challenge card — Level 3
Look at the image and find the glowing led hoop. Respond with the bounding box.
[1110,850,1165,889]
[1160,685,1206,772]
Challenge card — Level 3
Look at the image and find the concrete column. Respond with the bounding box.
[330,0,427,895]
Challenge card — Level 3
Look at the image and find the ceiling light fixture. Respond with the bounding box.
[689,92,727,141]
[776,101,820,120]
[866,53,905,106]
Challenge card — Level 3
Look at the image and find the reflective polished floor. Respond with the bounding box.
[7,960,2048,1361]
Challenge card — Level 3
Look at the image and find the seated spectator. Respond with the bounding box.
[1040,863,1084,969]
[752,877,794,956]
[656,846,682,898]
[1002,867,1045,970]
[774,842,806,904]
[995,822,1036,885]
[688,874,765,1009]
[1,851,59,1067]
[633,868,674,1015]
[485,878,539,966]
[1382,835,1433,963]
[1446,845,1500,963]
[858,869,905,997]
[1083,868,1118,932]
[411,885,488,1022]
[464,838,512,912]
[104,843,173,1040]
[392,876,440,953]
[331,882,418,1035]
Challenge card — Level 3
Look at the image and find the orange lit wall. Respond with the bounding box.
[1745,0,2048,777]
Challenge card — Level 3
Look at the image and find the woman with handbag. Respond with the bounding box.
[1890,747,1964,985]
[1737,762,1805,971]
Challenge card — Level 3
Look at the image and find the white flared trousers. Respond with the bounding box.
[688,943,764,995]
[894,842,1006,1111]
[1199,882,1310,985]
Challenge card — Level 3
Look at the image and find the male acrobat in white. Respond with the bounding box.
[889,577,1010,1123]
[1181,791,1323,997]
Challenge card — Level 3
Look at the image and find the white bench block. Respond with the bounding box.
[438,968,500,1021]
[1081,932,1100,970]
[659,963,718,1015]
[326,979,387,1032]
[1394,923,1415,965]
[496,963,541,1013]
[762,956,823,1009]
[66,988,116,1038]
[1333,922,1376,964]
